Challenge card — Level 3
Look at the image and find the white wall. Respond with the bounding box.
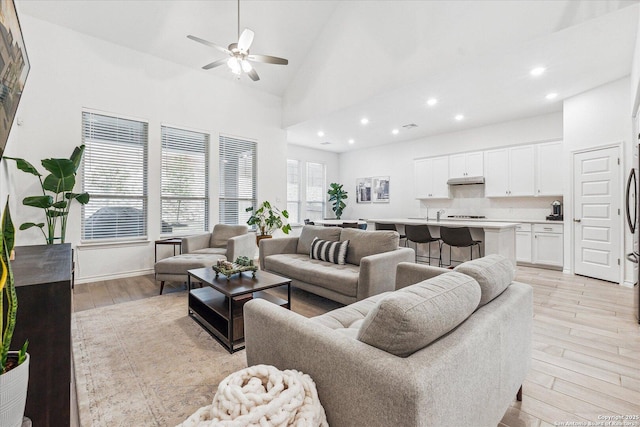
[562,77,633,283]
[338,112,563,221]
[0,15,287,283]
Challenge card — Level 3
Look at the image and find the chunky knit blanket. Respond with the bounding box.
[177,364,329,427]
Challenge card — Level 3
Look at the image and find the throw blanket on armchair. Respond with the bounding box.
[177,365,328,427]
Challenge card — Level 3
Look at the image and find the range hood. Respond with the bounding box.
[447,176,485,185]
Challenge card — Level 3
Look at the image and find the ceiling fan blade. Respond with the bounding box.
[247,68,260,81]
[237,28,255,53]
[247,54,288,65]
[187,35,231,55]
[202,58,228,70]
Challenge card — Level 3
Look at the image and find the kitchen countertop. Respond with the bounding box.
[368,218,520,229]
[438,217,565,225]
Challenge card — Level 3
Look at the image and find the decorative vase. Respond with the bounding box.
[0,352,29,427]
[256,234,272,247]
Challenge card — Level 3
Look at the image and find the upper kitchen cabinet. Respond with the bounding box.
[449,151,484,179]
[485,145,535,197]
[414,156,450,199]
[536,141,563,196]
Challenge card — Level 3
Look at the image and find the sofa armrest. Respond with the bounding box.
[356,247,415,300]
[395,262,450,290]
[258,237,299,269]
[226,233,256,261]
[244,299,423,427]
[181,232,211,253]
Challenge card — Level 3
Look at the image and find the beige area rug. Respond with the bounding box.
[72,288,340,427]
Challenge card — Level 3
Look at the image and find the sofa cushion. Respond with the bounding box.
[296,225,342,255]
[190,247,227,256]
[155,253,227,275]
[264,253,360,297]
[310,237,349,265]
[454,254,514,307]
[356,271,481,357]
[311,292,390,330]
[210,224,248,248]
[340,228,399,265]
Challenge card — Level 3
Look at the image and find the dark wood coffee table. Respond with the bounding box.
[187,268,291,353]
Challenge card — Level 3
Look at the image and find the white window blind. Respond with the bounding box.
[81,111,148,241]
[161,126,209,235]
[219,135,256,225]
[305,162,325,221]
[286,159,300,225]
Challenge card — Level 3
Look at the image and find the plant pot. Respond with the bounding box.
[0,352,29,427]
[256,234,272,247]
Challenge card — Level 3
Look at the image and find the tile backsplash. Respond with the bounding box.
[416,184,562,221]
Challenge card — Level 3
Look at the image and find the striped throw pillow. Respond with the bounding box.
[310,237,349,265]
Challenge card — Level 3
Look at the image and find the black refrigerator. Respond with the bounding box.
[625,142,640,324]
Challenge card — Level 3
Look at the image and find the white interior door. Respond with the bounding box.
[573,146,621,283]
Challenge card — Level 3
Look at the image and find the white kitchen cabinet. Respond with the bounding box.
[536,141,563,196]
[449,151,484,179]
[484,145,535,197]
[515,223,532,263]
[532,223,564,267]
[414,156,449,199]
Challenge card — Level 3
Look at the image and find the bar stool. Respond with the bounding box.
[405,224,441,265]
[375,222,406,245]
[439,226,482,267]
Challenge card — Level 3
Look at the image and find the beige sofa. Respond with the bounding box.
[154,224,255,293]
[244,255,533,427]
[259,225,415,304]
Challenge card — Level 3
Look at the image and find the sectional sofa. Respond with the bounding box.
[244,255,533,427]
[258,225,415,304]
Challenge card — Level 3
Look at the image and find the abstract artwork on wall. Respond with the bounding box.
[372,176,390,203]
[356,177,372,203]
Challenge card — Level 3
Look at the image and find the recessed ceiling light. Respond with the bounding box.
[454,114,464,121]
[392,129,399,135]
[360,117,369,125]
[545,92,558,100]
[426,98,438,106]
[317,131,324,137]
[348,139,355,144]
[530,66,546,77]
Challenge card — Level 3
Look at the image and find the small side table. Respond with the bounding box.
[154,238,182,263]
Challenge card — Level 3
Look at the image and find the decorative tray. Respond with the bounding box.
[212,257,257,280]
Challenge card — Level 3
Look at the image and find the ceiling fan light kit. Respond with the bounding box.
[187,0,288,82]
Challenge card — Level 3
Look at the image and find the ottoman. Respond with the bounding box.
[155,253,226,294]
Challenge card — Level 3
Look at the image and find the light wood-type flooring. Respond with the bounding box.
[72,266,640,426]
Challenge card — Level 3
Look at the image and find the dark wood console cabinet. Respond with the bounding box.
[8,244,72,426]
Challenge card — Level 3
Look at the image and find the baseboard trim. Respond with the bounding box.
[75,268,154,285]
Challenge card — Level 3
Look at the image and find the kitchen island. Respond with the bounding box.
[368,218,519,267]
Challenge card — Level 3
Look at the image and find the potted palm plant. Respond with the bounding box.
[246,201,291,245]
[328,183,348,219]
[5,145,90,244]
[0,198,29,427]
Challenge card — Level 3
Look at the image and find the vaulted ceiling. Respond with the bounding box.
[18,0,640,152]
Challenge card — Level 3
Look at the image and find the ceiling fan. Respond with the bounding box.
[187,0,288,81]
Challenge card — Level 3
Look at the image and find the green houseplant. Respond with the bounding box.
[327,183,348,219]
[246,201,291,238]
[5,145,90,244]
[0,198,30,426]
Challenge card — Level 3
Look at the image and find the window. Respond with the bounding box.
[286,159,300,225]
[219,135,256,225]
[161,126,209,235]
[81,111,148,240]
[305,162,325,221]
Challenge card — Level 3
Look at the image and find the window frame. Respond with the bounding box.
[286,158,301,226]
[160,124,210,236]
[80,109,149,243]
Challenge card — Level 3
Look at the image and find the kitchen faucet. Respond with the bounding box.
[437,209,445,221]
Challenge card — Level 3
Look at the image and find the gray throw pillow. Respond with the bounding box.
[454,254,514,307]
[357,272,481,357]
[296,225,342,255]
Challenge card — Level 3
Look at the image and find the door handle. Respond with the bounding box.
[573,219,581,223]
[626,252,639,264]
